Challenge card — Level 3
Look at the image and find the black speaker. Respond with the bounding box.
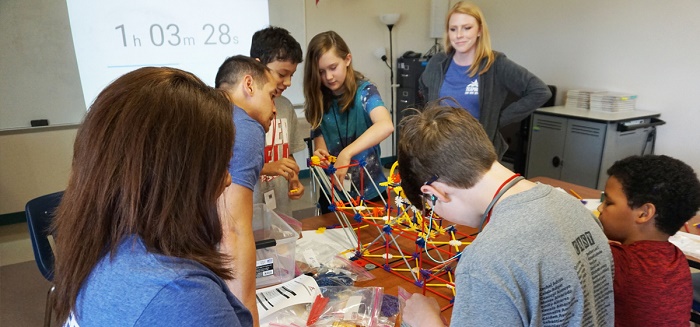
[395,56,426,152]
[397,57,425,90]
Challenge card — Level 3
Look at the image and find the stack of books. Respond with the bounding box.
[589,92,637,112]
[565,90,602,110]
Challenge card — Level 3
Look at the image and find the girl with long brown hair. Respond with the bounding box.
[52,67,252,326]
[303,31,394,213]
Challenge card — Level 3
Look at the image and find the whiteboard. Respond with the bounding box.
[0,0,304,131]
[0,0,85,131]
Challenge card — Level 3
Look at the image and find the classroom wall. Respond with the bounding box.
[470,0,700,174]
[2,0,699,214]
[0,127,76,214]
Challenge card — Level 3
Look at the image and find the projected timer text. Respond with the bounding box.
[115,24,239,47]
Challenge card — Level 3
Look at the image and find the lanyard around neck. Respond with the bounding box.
[331,104,350,149]
[478,174,524,233]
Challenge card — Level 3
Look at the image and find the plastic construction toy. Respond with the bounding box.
[307,157,476,311]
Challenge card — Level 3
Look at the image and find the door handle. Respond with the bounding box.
[552,156,562,167]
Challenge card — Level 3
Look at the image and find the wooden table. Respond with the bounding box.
[299,176,700,324]
[529,176,602,199]
[532,176,700,262]
[301,213,465,325]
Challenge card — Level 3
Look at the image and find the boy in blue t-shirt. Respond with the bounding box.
[214,55,278,327]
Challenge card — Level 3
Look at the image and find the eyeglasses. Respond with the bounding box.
[419,174,439,211]
[424,174,439,186]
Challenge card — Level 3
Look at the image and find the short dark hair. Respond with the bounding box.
[397,101,497,209]
[250,26,303,65]
[607,155,700,235]
[215,55,270,89]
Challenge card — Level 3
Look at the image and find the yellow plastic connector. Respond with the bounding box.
[310,156,321,165]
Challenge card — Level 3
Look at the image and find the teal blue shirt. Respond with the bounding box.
[313,80,387,201]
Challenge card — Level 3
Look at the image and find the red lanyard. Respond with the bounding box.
[481,173,522,229]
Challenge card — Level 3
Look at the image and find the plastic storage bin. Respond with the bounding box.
[253,204,299,288]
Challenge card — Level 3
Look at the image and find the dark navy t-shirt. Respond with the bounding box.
[439,59,480,119]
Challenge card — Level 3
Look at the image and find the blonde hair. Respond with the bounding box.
[444,1,495,77]
[304,31,364,129]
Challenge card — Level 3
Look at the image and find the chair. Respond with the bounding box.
[688,258,700,324]
[25,191,63,327]
[304,135,321,217]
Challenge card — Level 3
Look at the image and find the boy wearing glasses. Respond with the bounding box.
[398,103,614,327]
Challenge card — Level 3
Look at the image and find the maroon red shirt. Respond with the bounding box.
[610,240,691,327]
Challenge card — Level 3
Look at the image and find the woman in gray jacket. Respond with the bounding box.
[419,1,551,159]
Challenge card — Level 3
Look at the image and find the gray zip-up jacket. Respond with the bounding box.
[419,51,551,159]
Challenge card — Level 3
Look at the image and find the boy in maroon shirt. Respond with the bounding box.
[598,155,700,327]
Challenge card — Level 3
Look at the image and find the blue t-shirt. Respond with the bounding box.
[439,59,480,119]
[313,81,387,201]
[69,236,253,326]
[230,105,265,190]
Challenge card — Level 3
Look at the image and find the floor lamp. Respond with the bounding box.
[379,13,400,168]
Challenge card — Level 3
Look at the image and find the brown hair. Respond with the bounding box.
[304,31,364,129]
[397,100,496,209]
[444,1,495,77]
[52,67,234,322]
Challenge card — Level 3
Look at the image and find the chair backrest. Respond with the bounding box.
[25,191,63,281]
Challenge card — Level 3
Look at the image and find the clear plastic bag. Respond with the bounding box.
[314,255,375,286]
[277,212,302,238]
[377,294,400,327]
[397,286,413,327]
[296,240,342,274]
[259,303,308,327]
[308,286,384,327]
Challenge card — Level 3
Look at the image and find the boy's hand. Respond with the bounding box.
[288,177,305,200]
[261,158,299,181]
[402,293,446,327]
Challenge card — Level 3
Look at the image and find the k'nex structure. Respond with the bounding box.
[307,156,476,310]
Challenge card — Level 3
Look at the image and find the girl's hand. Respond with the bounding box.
[333,151,352,188]
[313,148,331,166]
